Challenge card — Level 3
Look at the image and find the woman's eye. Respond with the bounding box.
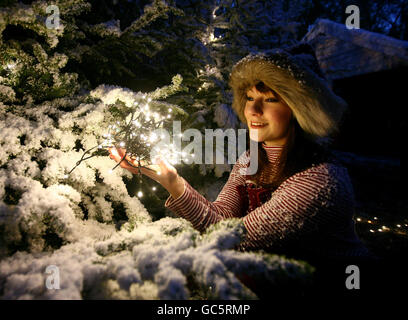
[245,96,254,101]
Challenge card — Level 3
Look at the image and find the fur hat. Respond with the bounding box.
[229,43,347,140]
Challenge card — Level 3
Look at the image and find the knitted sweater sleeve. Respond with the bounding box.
[165,158,351,250]
[165,152,249,229]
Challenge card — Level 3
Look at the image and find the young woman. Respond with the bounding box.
[109,43,372,265]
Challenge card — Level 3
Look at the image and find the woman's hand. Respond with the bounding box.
[108,147,185,199]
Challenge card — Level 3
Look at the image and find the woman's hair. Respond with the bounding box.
[246,82,332,189]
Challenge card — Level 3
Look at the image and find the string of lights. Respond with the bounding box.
[355,215,408,236]
[64,95,190,197]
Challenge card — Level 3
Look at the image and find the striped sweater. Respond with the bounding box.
[165,144,370,260]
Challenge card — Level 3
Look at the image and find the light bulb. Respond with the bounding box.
[152,187,157,191]
[63,174,69,179]
[137,191,143,197]
[149,133,157,142]
[120,142,125,147]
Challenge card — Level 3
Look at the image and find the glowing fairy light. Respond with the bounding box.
[152,187,157,191]
[6,63,16,70]
[137,191,143,197]
[149,133,158,142]
[119,141,125,147]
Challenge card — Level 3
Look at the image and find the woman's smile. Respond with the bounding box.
[249,121,268,129]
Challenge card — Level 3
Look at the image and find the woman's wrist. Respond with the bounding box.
[166,175,185,200]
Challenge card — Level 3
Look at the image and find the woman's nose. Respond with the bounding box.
[248,99,263,115]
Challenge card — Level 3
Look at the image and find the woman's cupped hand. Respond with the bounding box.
[108,147,185,199]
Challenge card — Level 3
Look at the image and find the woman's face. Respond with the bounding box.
[244,85,293,146]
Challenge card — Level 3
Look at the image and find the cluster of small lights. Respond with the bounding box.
[202,29,222,46]
[355,216,408,235]
[64,95,189,198]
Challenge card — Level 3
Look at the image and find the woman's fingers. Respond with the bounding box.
[115,147,127,159]
[108,148,178,187]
